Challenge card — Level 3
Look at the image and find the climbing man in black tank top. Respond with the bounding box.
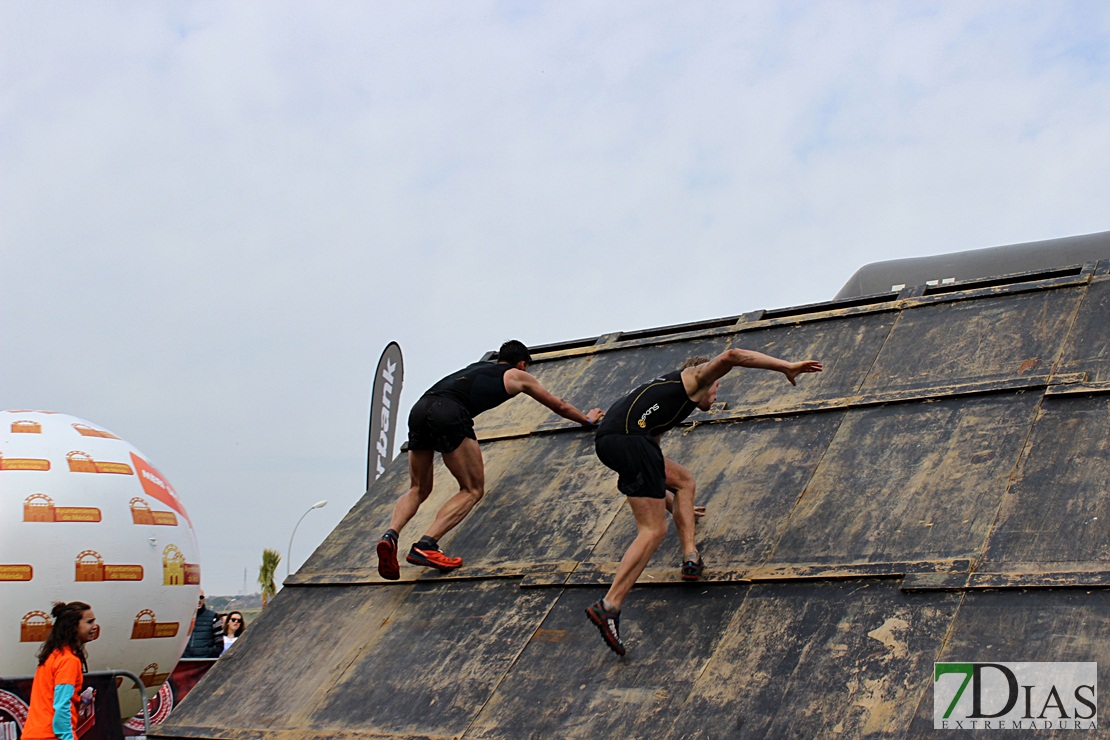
[586,347,822,655]
[376,340,605,579]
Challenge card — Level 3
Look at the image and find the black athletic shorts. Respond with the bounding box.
[407,395,476,453]
[594,434,666,499]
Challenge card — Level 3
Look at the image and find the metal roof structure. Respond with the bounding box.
[834,229,1110,300]
[152,255,1110,739]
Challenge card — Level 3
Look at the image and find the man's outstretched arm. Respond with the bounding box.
[691,349,823,391]
[505,369,604,425]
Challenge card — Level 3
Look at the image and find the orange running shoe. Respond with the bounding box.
[406,545,463,572]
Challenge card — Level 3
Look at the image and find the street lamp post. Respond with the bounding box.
[287,500,328,578]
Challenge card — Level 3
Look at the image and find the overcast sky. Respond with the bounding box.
[3,1,1108,596]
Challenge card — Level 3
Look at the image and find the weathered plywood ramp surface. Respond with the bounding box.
[153,261,1110,739]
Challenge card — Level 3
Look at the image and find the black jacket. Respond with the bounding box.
[182,606,224,658]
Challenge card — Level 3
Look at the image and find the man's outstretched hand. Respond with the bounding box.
[784,360,823,385]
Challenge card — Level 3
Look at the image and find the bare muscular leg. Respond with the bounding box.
[665,457,699,562]
[387,450,435,533]
[422,437,485,541]
[603,497,667,610]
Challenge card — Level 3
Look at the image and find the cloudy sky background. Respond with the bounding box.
[3,1,1109,595]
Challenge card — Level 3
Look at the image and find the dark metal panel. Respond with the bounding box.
[308,580,556,737]
[979,394,1110,571]
[855,374,1055,408]
[901,571,972,592]
[1055,276,1110,383]
[970,571,1110,588]
[581,413,843,578]
[1046,380,1110,396]
[436,433,622,574]
[753,559,971,583]
[667,580,960,739]
[859,287,1084,397]
[908,589,1110,734]
[770,394,1042,565]
[467,586,747,739]
[154,586,411,736]
[713,313,896,416]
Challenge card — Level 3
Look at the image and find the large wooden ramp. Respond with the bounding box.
[153,260,1110,739]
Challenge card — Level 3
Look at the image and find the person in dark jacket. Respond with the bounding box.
[376,340,604,578]
[181,590,223,659]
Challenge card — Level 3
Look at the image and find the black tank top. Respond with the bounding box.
[425,361,515,417]
[596,370,698,438]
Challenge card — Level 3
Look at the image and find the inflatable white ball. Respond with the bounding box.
[0,410,200,715]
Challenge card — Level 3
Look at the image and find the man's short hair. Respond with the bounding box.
[681,355,711,369]
[498,340,532,366]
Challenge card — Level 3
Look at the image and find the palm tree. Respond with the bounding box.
[258,548,281,608]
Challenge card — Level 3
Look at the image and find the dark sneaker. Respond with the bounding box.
[406,545,463,572]
[376,535,400,581]
[585,599,626,655]
[681,556,704,582]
